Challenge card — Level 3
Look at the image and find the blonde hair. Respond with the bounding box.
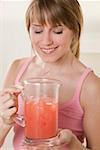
[25,0,83,59]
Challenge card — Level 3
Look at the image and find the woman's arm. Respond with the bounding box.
[82,73,100,149]
[0,118,12,146]
[0,59,22,147]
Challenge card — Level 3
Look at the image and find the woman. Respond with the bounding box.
[0,0,100,149]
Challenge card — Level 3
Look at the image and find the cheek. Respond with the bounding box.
[61,35,73,48]
[30,32,40,45]
[30,36,40,47]
[30,37,40,51]
[58,38,70,48]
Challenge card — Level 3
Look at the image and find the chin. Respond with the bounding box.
[41,57,59,63]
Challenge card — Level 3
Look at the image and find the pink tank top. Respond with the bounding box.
[13,57,92,149]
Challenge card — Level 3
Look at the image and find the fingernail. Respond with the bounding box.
[15,84,24,90]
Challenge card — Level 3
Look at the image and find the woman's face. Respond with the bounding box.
[29,21,73,63]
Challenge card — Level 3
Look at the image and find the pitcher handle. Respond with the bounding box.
[14,84,25,127]
[15,114,25,127]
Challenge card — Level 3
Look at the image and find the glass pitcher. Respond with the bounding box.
[15,78,61,147]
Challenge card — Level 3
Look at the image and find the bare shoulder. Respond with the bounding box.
[81,71,100,108]
[3,57,28,88]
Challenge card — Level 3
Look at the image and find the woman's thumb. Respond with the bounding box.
[57,129,74,145]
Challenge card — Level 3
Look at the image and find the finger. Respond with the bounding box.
[57,129,73,145]
[0,93,12,104]
[0,95,18,117]
[2,87,21,96]
[3,98,18,109]
[1,107,17,125]
[15,84,24,90]
[9,106,18,117]
[0,92,17,104]
[3,106,17,119]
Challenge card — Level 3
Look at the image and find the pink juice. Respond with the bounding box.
[24,97,58,139]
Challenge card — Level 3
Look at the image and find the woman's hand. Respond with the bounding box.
[0,87,21,125]
[56,129,87,150]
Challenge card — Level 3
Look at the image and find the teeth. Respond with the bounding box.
[43,50,54,53]
[42,48,55,54]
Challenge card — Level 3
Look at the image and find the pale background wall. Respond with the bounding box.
[0,0,100,88]
[0,0,100,149]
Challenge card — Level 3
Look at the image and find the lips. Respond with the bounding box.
[41,47,58,54]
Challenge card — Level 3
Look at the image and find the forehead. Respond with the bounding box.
[30,12,61,27]
[31,19,62,28]
[29,1,63,26]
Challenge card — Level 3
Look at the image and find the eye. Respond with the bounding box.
[53,31,63,34]
[30,25,43,34]
[34,30,43,34]
[53,26,63,34]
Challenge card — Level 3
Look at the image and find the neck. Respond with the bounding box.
[34,52,76,73]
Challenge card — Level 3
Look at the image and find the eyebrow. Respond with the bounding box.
[31,24,42,27]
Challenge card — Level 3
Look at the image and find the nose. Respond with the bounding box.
[42,31,53,46]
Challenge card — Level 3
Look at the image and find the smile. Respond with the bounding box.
[41,47,58,54]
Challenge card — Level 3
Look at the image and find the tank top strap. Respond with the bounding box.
[74,67,92,99]
[15,57,33,84]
